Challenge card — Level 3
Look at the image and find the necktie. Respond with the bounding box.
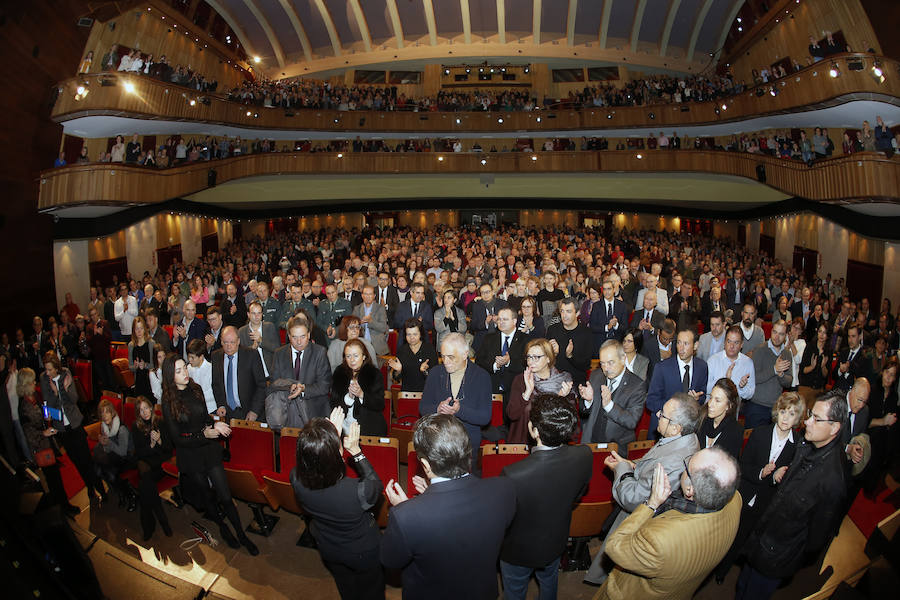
[381,289,387,304]
[849,349,857,362]
[607,302,613,319]
[682,364,691,393]
[645,310,651,321]
[294,350,302,380]
[501,335,509,356]
[226,354,237,409]
[412,302,418,318]
[609,376,619,394]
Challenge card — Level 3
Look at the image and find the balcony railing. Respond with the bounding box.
[52,54,899,134]
[38,150,900,210]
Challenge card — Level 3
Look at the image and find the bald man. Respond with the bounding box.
[173,299,209,362]
[595,447,741,600]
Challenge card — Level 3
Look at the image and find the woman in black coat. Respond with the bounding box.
[387,319,438,393]
[331,338,386,436]
[697,378,744,458]
[866,358,899,493]
[161,355,258,555]
[714,391,803,583]
[130,395,173,541]
[291,411,384,600]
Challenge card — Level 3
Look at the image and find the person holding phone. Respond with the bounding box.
[160,354,258,555]
[40,351,105,504]
[12,365,81,516]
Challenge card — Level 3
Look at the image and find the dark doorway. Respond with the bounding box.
[793,246,818,280]
[846,259,884,305]
[759,234,775,258]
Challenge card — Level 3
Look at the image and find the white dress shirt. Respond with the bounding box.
[706,351,756,400]
[188,359,216,413]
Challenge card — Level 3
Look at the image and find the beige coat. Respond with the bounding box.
[595,493,741,600]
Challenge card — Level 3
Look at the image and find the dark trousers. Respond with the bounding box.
[735,564,781,600]
[41,462,70,509]
[322,547,385,600]
[57,426,102,497]
[181,463,243,534]
[137,460,169,535]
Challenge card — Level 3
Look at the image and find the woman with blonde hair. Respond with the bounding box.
[11,364,81,516]
[128,316,155,399]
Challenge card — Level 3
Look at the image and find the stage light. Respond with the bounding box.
[189,99,196,106]
[829,64,840,78]
[337,153,343,158]
[480,159,486,165]
[124,81,136,94]
[254,56,261,63]
[497,117,503,123]
[531,155,537,161]
[636,154,642,159]
[246,110,252,116]
[438,156,444,161]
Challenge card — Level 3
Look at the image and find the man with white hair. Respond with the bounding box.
[173,299,207,361]
[636,274,669,317]
[595,447,741,599]
[420,333,492,466]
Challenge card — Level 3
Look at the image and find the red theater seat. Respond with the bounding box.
[406,441,427,497]
[223,419,278,535]
[387,330,398,356]
[627,439,655,460]
[391,391,422,463]
[569,442,618,537]
[343,436,399,526]
[742,428,753,452]
[480,444,529,478]
[74,360,92,402]
[635,408,651,441]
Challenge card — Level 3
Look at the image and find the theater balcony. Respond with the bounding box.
[51,54,900,135]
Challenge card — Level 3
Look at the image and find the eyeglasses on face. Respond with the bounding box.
[526,354,545,361]
[806,409,835,423]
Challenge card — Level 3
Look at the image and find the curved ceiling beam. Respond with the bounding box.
[659,0,682,57]
[385,0,405,49]
[686,0,715,62]
[566,0,578,47]
[460,0,471,44]
[714,0,745,60]
[277,0,312,62]
[204,0,258,60]
[242,0,286,67]
[533,0,541,46]
[497,0,506,44]
[423,0,438,46]
[348,0,372,52]
[630,0,648,53]
[599,0,613,49]
[313,0,342,57]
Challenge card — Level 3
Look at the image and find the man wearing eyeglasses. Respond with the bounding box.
[596,447,741,600]
[737,390,847,600]
[584,393,701,586]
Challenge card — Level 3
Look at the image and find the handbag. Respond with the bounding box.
[34,447,56,467]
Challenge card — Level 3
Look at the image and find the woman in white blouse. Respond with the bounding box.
[622,328,650,381]
[715,391,804,583]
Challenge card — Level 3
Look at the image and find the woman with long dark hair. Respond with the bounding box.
[131,395,173,540]
[697,378,743,458]
[330,339,386,436]
[388,318,439,393]
[292,410,384,599]
[160,355,258,555]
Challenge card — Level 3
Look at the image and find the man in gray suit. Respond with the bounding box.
[697,311,727,361]
[238,300,280,377]
[269,317,332,418]
[353,285,389,356]
[584,392,701,585]
[578,340,647,456]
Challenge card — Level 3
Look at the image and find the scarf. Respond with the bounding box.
[533,367,573,395]
[101,414,121,438]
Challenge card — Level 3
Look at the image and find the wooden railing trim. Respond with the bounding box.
[38,150,900,210]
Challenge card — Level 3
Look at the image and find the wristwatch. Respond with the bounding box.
[351,452,366,463]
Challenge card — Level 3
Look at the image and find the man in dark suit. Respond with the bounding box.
[376,271,400,325]
[203,306,224,355]
[547,297,593,386]
[173,299,209,362]
[791,286,812,326]
[211,326,267,422]
[339,278,363,308]
[590,279,630,355]
[725,268,748,315]
[578,340,648,456]
[475,307,527,401]
[500,396,592,600]
[645,327,708,438]
[640,318,677,380]
[269,318,333,418]
[630,289,666,332]
[844,377,871,473]
[144,308,172,353]
[832,324,869,392]
[381,414,516,600]
[468,283,508,351]
[393,283,434,346]
[221,283,248,329]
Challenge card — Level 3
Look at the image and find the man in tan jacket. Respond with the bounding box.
[594,447,741,600]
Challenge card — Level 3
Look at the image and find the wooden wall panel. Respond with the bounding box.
[80,5,244,89]
[52,54,900,134]
[37,150,900,211]
[729,0,880,84]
